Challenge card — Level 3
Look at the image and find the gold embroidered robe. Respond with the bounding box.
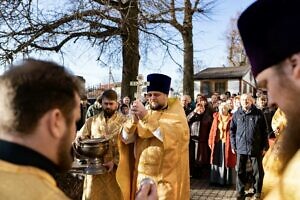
[262,108,287,198]
[78,111,127,200]
[0,160,69,200]
[117,98,190,200]
[262,134,284,198]
[264,149,300,200]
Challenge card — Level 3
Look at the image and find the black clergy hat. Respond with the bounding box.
[238,0,300,77]
[147,73,171,95]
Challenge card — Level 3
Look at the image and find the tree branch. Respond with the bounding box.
[30,28,121,52]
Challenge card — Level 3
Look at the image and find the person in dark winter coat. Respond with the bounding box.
[230,94,269,199]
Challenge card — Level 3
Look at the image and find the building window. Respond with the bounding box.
[201,81,211,97]
[215,81,226,94]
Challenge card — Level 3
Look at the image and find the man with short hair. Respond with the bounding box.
[118,73,190,200]
[230,94,269,200]
[122,96,131,107]
[77,94,91,131]
[209,94,219,112]
[180,94,193,116]
[0,59,82,199]
[78,89,127,200]
[256,95,276,138]
[237,0,300,198]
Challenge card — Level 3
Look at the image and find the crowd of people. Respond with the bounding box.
[1,0,300,200]
[181,90,280,199]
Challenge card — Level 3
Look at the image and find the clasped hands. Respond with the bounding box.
[130,100,147,123]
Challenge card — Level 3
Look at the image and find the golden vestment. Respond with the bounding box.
[117,98,190,200]
[264,149,300,200]
[79,111,127,200]
[0,160,69,200]
[271,108,287,135]
[262,108,287,198]
[261,134,284,198]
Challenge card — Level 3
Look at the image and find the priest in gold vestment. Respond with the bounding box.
[78,89,127,200]
[117,73,190,200]
[238,0,300,199]
[0,59,82,199]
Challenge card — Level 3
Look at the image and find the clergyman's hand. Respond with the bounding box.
[135,179,158,200]
[102,160,114,172]
[131,100,147,120]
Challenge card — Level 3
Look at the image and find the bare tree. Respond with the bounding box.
[0,0,217,100]
[0,0,139,99]
[194,59,206,74]
[140,0,216,100]
[226,16,249,67]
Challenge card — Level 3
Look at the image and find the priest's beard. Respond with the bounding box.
[57,128,74,172]
[274,68,300,174]
[104,108,116,118]
[278,115,300,174]
[149,102,166,110]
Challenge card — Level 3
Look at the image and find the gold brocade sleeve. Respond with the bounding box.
[262,133,284,198]
[137,112,161,139]
[77,117,93,138]
[123,119,138,135]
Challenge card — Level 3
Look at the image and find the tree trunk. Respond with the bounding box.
[182,29,194,100]
[182,0,194,100]
[121,0,140,100]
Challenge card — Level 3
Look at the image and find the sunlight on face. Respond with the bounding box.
[256,58,300,118]
[240,94,252,110]
[256,66,284,109]
[147,91,168,110]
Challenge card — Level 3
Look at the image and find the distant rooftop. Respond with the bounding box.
[194,66,250,80]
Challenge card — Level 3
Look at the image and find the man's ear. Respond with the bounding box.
[290,53,300,79]
[48,109,65,139]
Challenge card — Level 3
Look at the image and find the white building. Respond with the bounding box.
[194,66,256,97]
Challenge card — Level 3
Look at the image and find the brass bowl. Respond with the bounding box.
[74,138,109,159]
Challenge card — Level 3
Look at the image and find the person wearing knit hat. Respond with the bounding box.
[118,73,190,200]
[238,0,300,199]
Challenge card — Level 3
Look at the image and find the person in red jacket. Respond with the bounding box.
[208,102,236,186]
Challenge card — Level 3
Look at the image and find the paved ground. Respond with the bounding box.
[190,177,255,200]
[57,172,256,200]
[190,178,236,200]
